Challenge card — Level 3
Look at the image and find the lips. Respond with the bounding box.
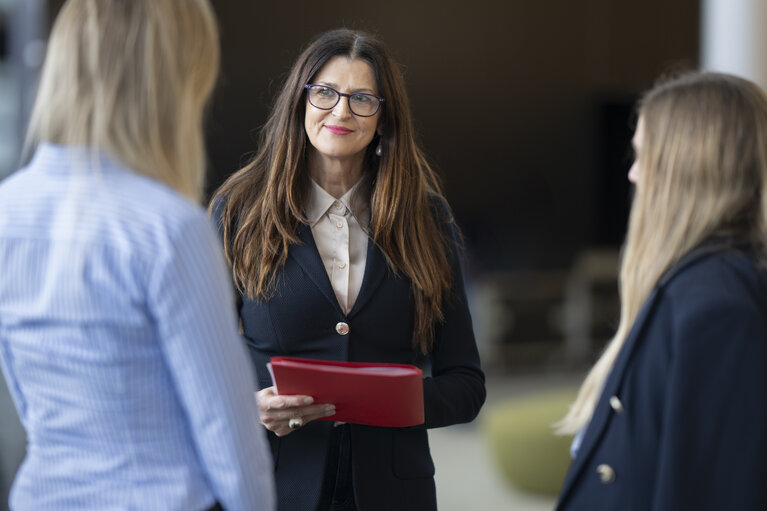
[325,125,353,135]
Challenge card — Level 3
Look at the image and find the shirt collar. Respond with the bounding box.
[306,178,367,227]
[30,143,125,173]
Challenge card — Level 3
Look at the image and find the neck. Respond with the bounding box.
[308,150,364,199]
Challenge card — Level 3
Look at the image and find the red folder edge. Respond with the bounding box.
[268,356,425,427]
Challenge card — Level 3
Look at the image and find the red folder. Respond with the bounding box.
[268,356,424,427]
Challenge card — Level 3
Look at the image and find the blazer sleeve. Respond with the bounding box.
[422,196,486,428]
[651,286,767,510]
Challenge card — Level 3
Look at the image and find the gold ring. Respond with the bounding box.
[288,417,304,430]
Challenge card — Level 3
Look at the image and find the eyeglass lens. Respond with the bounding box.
[307,86,380,116]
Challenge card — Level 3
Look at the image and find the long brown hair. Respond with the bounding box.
[211,28,453,354]
[557,72,767,434]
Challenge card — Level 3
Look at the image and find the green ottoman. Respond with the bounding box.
[484,388,576,496]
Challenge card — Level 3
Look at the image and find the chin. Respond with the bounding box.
[316,147,365,160]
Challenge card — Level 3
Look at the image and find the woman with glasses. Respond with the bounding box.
[211,28,485,511]
[555,72,767,510]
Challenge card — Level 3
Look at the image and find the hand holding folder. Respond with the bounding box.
[268,357,425,427]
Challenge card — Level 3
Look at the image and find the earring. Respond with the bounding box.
[375,142,382,157]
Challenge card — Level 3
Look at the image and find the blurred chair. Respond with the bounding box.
[562,249,620,367]
[470,270,569,371]
[483,387,576,496]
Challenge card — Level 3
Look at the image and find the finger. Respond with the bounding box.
[300,404,336,424]
[272,405,335,437]
[255,387,277,408]
[261,404,336,436]
[256,386,277,398]
[263,394,314,411]
[260,403,334,425]
[256,386,313,411]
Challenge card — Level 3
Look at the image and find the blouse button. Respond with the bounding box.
[335,322,350,335]
[336,221,343,228]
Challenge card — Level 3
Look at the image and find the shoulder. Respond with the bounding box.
[0,165,30,194]
[108,168,211,242]
[659,248,767,347]
[426,191,459,240]
[426,191,453,224]
[80,163,215,262]
[1,145,213,256]
[0,158,48,208]
[663,248,764,308]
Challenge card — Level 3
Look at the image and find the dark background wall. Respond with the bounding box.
[207,0,699,274]
[43,0,700,272]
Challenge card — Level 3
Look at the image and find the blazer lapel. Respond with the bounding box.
[557,286,662,506]
[289,223,343,314]
[288,224,390,318]
[347,237,388,317]
[557,242,728,507]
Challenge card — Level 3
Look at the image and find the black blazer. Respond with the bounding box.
[213,197,485,511]
[556,242,767,510]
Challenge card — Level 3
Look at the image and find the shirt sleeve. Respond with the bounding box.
[147,210,276,511]
[651,290,767,510]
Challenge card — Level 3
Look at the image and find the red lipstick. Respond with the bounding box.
[325,125,353,135]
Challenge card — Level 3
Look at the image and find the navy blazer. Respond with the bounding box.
[213,197,485,511]
[556,242,767,511]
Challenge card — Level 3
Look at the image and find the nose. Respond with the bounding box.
[331,96,352,118]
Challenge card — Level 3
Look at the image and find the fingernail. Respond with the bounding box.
[303,396,314,405]
[325,405,336,416]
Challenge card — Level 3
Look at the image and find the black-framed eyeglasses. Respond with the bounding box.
[304,84,384,117]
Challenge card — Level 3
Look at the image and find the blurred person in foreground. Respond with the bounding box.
[210,28,485,511]
[555,71,767,510]
[0,1,275,509]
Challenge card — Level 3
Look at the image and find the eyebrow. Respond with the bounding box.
[315,81,377,94]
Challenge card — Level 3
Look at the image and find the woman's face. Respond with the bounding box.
[304,56,381,165]
[628,116,644,186]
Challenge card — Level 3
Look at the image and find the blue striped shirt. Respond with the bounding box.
[0,144,275,510]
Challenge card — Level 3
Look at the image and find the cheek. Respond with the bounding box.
[305,103,326,127]
[304,108,316,131]
[360,119,379,142]
[304,110,324,141]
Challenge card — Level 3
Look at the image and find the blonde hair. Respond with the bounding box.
[557,72,767,434]
[25,0,220,202]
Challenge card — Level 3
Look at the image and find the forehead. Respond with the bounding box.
[312,56,378,91]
